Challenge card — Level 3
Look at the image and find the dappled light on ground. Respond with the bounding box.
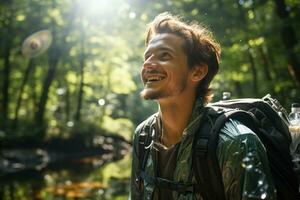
[41,181,104,199]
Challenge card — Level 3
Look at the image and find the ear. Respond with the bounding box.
[191,64,208,82]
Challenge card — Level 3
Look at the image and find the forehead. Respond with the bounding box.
[145,33,185,53]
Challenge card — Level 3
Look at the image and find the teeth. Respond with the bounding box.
[147,76,163,82]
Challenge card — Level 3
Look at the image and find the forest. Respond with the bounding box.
[0,0,299,199]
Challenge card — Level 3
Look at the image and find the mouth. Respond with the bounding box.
[146,75,164,82]
[144,75,166,84]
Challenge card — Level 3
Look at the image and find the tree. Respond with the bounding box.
[35,0,75,131]
[274,0,300,86]
[0,2,14,128]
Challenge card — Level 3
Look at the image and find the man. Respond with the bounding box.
[130,13,276,200]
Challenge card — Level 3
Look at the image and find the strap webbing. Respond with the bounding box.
[193,108,234,200]
[138,116,156,171]
[140,171,199,194]
[193,108,259,200]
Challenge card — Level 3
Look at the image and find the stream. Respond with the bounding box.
[0,135,132,200]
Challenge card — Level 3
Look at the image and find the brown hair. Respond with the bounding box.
[145,12,221,104]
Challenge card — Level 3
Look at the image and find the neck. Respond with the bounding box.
[158,93,196,147]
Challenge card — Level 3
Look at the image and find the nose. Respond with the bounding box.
[143,55,157,69]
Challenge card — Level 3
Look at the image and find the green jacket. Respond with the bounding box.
[130,101,276,200]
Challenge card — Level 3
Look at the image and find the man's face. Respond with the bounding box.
[140,33,191,100]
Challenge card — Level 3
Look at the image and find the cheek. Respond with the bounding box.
[140,69,145,82]
[171,70,188,86]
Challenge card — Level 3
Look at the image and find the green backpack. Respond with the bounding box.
[137,94,300,199]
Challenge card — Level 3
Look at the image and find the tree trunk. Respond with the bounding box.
[257,46,276,94]
[248,49,258,94]
[257,46,272,81]
[274,0,300,86]
[234,81,243,97]
[264,44,283,82]
[13,59,34,128]
[65,86,70,122]
[34,0,75,130]
[74,46,85,122]
[35,49,59,129]
[1,35,11,128]
[0,0,14,130]
[74,20,86,122]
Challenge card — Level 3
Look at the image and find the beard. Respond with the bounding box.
[140,88,163,100]
[140,81,188,100]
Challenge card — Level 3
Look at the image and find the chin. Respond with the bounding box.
[140,89,161,100]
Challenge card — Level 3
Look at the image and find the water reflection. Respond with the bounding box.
[1,154,131,199]
[0,136,131,200]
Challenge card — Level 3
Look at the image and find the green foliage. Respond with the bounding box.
[0,1,299,199]
[101,117,134,141]
[0,0,299,140]
[101,154,131,185]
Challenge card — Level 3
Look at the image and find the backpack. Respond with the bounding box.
[137,94,300,199]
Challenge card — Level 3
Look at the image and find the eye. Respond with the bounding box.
[160,52,171,60]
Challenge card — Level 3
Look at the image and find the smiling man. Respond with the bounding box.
[130,13,276,200]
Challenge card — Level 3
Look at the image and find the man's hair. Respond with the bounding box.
[145,12,221,104]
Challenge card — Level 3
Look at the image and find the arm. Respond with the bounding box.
[217,119,277,200]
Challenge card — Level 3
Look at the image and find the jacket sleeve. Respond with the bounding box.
[129,126,144,200]
[217,119,277,200]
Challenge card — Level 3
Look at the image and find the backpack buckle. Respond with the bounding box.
[176,183,194,194]
[195,138,209,156]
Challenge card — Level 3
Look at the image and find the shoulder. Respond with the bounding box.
[131,113,158,157]
[218,118,263,147]
[132,112,158,148]
[217,118,267,161]
[134,112,158,135]
[203,105,263,146]
[220,118,257,138]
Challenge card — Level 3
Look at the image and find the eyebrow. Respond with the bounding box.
[144,46,175,57]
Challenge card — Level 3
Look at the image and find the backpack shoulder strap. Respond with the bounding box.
[137,114,157,172]
[193,107,257,200]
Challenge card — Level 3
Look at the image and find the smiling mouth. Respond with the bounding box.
[145,75,165,83]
